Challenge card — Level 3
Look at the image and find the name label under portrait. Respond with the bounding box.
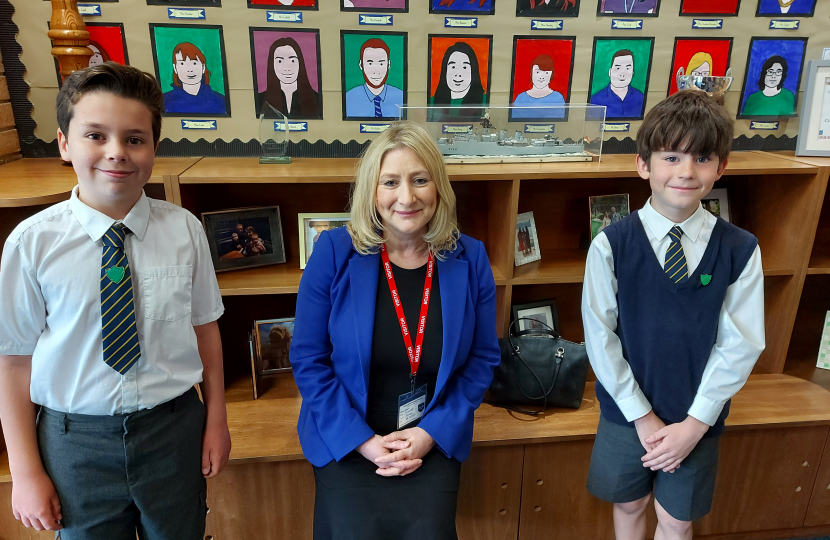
[181,120,217,130]
[267,11,303,23]
[168,8,206,19]
[524,124,555,133]
[531,19,564,30]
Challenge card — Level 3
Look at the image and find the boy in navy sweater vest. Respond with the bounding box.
[582,91,765,539]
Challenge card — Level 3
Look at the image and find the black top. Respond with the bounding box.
[366,259,443,435]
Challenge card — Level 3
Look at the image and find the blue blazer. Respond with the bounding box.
[290,227,501,467]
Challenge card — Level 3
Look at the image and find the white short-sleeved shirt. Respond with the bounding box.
[0,187,224,415]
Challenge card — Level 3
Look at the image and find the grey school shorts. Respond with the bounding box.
[37,387,207,540]
[586,415,720,522]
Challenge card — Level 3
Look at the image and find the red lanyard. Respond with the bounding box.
[380,244,434,378]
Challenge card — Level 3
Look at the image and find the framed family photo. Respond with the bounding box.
[202,207,286,272]
[796,60,830,157]
[515,211,541,266]
[298,213,350,269]
[512,300,560,334]
[701,188,730,222]
[254,318,295,375]
[589,193,629,240]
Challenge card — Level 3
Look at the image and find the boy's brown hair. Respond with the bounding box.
[636,90,733,168]
[56,62,164,145]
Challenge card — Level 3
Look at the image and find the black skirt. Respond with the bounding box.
[312,448,462,540]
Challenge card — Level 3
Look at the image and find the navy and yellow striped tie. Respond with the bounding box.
[664,226,689,284]
[101,225,141,373]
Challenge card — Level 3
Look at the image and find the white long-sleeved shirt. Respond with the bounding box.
[581,199,765,426]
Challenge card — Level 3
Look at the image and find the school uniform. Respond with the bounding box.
[0,187,224,540]
[581,199,765,521]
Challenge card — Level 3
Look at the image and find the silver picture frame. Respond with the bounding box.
[796,59,830,157]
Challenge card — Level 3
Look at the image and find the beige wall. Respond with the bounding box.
[11,0,830,146]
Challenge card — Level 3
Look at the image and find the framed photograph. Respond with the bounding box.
[818,311,830,371]
[737,37,808,119]
[796,60,830,157]
[341,31,407,121]
[701,188,730,222]
[427,34,493,122]
[248,0,317,8]
[250,27,323,119]
[254,318,295,376]
[202,207,286,272]
[512,300,560,334]
[589,193,630,240]
[341,0,408,12]
[149,23,231,117]
[430,0,495,14]
[515,211,541,266]
[51,22,129,86]
[597,0,660,16]
[679,0,740,15]
[509,36,576,122]
[755,0,816,16]
[667,38,733,96]
[516,0,580,17]
[298,213,350,269]
[588,37,655,121]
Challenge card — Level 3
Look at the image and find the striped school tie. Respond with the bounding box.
[664,226,689,284]
[374,95,382,117]
[100,225,141,373]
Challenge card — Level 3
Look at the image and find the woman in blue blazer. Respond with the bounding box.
[290,122,500,540]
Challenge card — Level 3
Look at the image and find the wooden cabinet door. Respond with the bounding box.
[805,429,830,526]
[457,445,524,540]
[696,425,829,535]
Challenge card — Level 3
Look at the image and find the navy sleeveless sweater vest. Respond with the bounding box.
[596,210,757,437]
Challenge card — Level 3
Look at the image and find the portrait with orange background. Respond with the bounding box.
[428,35,492,98]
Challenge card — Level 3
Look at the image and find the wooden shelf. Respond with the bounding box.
[808,254,830,274]
[512,250,586,284]
[784,355,830,394]
[0,157,200,207]
[0,451,8,483]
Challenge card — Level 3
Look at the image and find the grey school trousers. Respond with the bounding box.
[37,387,207,540]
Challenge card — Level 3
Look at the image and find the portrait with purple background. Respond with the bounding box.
[249,27,323,119]
[341,0,408,12]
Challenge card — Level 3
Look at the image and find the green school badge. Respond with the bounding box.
[106,266,125,284]
[701,274,712,286]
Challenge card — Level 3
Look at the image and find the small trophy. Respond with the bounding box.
[676,67,733,104]
[258,103,291,164]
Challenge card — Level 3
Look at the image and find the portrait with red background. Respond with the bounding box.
[248,0,317,7]
[667,37,732,95]
[509,36,575,121]
[679,0,740,16]
[51,22,128,86]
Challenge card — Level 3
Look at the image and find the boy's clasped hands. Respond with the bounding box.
[635,410,709,473]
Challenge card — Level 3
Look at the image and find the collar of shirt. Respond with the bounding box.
[69,186,151,242]
[640,198,708,243]
[362,83,388,102]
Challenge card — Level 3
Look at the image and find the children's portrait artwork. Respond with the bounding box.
[667,38,733,95]
[427,34,493,121]
[738,37,807,118]
[430,0,496,15]
[202,207,287,272]
[755,0,816,16]
[341,31,407,121]
[248,0,317,8]
[51,22,129,86]
[589,193,630,240]
[597,0,660,16]
[255,318,295,374]
[514,211,541,266]
[679,0,740,15]
[298,213,350,269]
[516,0,580,17]
[341,0,408,11]
[146,0,221,6]
[588,37,654,120]
[250,28,322,119]
[509,36,575,121]
[149,24,230,117]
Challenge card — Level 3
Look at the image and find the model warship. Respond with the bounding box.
[435,110,587,161]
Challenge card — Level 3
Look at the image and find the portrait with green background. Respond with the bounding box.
[341,32,406,92]
[589,38,654,96]
[151,24,227,96]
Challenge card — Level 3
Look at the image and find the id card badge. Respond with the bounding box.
[397,384,428,430]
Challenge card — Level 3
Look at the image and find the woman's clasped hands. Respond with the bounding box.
[356,427,436,477]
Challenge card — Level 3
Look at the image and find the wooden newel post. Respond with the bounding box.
[48,0,92,79]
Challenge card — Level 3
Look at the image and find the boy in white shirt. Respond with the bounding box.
[0,63,230,539]
[582,90,765,539]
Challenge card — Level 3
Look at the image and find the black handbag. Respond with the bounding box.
[487,318,590,415]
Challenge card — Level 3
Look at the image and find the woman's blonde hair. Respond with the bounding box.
[686,52,714,75]
[347,121,459,258]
